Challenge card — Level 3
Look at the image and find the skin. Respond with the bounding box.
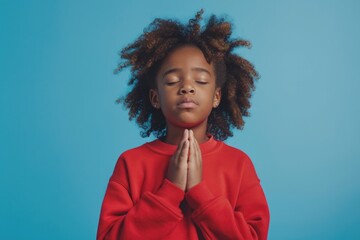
[149,44,221,191]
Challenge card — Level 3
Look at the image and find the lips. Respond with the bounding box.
[177,98,198,109]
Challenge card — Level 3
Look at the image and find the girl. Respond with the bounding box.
[97,9,270,240]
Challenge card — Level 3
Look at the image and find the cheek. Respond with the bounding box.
[158,92,176,111]
[200,88,216,102]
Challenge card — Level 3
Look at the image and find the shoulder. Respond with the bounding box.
[219,142,256,175]
[111,141,156,180]
[218,141,252,162]
[222,143,261,182]
[114,139,166,168]
[120,142,151,159]
[112,142,151,168]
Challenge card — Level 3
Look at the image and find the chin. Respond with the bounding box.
[165,111,210,129]
[173,119,207,129]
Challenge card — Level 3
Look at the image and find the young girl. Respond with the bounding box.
[97,10,270,240]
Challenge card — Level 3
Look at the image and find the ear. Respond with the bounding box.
[213,87,221,108]
[149,89,160,109]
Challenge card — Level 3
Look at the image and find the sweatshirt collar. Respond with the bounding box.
[145,135,222,156]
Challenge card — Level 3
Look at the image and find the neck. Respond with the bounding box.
[164,121,209,145]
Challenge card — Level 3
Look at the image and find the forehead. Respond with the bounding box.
[158,45,214,72]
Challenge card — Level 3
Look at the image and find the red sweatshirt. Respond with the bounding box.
[97,136,270,239]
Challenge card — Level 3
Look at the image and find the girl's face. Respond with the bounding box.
[150,45,221,129]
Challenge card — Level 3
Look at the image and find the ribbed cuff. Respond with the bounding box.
[185,181,215,210]
[156,179,185,207]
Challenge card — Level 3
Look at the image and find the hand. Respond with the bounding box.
[186,130,203,191]
[166,129,189,191]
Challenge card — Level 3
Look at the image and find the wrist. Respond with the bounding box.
[185,181,215,209]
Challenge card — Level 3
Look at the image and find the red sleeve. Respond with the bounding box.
[185,157,270,240]
[96,156,185,240]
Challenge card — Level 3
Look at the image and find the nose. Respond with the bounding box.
[179,84,195,95]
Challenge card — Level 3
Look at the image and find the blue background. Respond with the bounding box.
[1,0,359,239]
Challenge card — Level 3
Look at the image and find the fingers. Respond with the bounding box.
[179,138,189,163]
[189,130,195,163]
[186,130,203,191]
[179,129,189,162]
[189,130,202,164]
[166,129,190,191]
[173,129,189,162]
[167,129,204,191]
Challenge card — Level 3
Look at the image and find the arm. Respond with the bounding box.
[96,159,185,240]
[97,130,191,240]
[185,158,270,240]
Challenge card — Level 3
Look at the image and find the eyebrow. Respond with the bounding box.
[162,67,212,79]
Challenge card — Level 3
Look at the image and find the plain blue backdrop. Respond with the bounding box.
[1,0,359,239]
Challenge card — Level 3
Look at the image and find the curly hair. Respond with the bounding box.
[115,9,259,141]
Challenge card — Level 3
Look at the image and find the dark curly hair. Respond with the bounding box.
[115,9,259,141]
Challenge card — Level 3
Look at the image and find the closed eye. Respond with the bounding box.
[165,81,178,86]
[196,81,208,85]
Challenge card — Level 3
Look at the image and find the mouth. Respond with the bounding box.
[177,98,198,109]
